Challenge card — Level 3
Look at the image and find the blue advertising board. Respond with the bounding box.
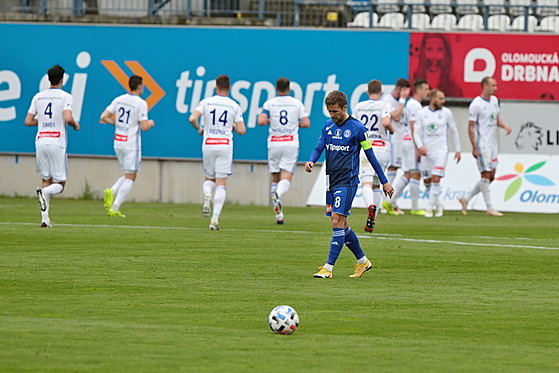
[0,24,409,160]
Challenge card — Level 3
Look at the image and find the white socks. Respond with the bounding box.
[276,179,291,198]
[357,256,368,264]
[392,176,409,202]
[373,189,383,207]
[480,178,494,211]
[410,179,420,210]
[41,183,63,221]
[362,184,374,207]
[111,176,126,194]
[323,263,334,272]
[212,186,226,222]
[429,182,441,207]
[203,180,216,197]
[112,178,133,211]
[270,182,278,194]
[387,170,397,186]
[465,180,482,203]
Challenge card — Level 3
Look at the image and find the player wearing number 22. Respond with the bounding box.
[25,64,80,228]
[100,75,155,218]
[306,91,394,279]
[189,75,246,230]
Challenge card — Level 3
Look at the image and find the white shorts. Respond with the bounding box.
[389,135,403,168]
[401,136,419,172]
[36,143,67,182]
[268,145,298,174]
[115,147,141,173]
[360,146,390,185]
[203,148,232,179]
[477,145,499,172]
[420,151,448,179]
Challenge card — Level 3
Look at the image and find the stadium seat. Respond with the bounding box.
[509,0,533,16]
[455,0,480,15]
[537,15,559,31]
[429,13,457,29]
[347,11,379,27]
[377,12,406,28]
[482,0,506,15]
[536,0,559,16]
[508,15,538,30]
[455,14,485,30]
[376,0,401,14]
[487,14,511,30]
[429,0,453,14]
[403,0,427,14]
[404,12,431,28]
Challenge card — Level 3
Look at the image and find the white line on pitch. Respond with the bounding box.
[1,222,557,251]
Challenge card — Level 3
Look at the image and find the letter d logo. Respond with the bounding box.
[464,48,496,83]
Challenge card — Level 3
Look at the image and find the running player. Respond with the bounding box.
[382,78,411,215]
[459,77,511,216]
[189,75,246,230]
[413,89,461,217]
[100,75,155,218]
[352,79,393,232]
[257,77,310,224]
[306,91,394,279]
[24,64,80,228]
[383,79,430,216]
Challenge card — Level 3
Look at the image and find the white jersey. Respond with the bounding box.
[468,95,500,149]
[28,88,73,148]
[196,95,244,151]
[353,99,391,147]
[262,95,308,148]
[382,93,404,136]
[105,93,149,150]
[414,106,461,153]
[402,97,423,141]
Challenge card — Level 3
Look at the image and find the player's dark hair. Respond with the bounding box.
[430,88,443,98]
[414,79,428,90]
[129,75,143,91]
[481,76,494,88]
[325,91,347,108]
[216,75,231,90]
[395,78,411,88]
[367,80,382,95]
[276,77,290,92]
[48,65,65,86]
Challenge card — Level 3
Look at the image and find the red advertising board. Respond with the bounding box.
[409,33,559,100]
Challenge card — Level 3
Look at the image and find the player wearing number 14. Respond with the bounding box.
[100,75,155,218]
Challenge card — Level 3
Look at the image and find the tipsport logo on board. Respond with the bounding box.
[495,160,557,205]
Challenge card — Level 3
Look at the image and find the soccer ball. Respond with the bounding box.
[268,305,299,335]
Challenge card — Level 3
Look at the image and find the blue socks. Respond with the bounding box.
[326,226,365,265]
[344,226,365,261]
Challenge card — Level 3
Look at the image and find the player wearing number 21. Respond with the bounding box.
[100,75,155,218]
[189,75,246,230]
[306,91,394,279]
[25,64,80,228]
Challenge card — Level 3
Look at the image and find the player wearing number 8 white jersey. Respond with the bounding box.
[414,89,461,218]
[258,78,310,224]
[352,80,392,232]
[25,64,80,228]
[459,77,511,217]
[190,75,246,230]
[100,75,155,218]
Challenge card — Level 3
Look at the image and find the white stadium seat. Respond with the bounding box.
[429,0,453,14]
[377,12,406,28]
[509,0,533,16]
[537,15,559,31]
[430,13,457,29]
[483,0,506,15]
[404,13,431,29]
[455,0,480,15]
[508,15,538,31]
[487,14,511,31]
[536,0,559,16]
[376,0,400,14]
[347,11,379,27]
[403,0,427,14]
[455,14,485,30]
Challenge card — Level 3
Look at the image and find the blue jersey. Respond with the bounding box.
[310,116,368,190]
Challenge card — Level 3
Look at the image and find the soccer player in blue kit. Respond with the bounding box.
[306,91,394,278]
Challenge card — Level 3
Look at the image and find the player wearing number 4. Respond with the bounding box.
[25,64,80,228]
[352,80,393,232]
[306,91,394,279]
[189,75,246,230]
[100,75,155,218]
[258,78,310,224]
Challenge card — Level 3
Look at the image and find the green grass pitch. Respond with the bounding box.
[1,197,558,372]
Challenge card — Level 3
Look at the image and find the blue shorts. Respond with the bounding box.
[325,186,357,217]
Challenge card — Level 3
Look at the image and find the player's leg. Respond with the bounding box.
[314,190,344,278]
[268,147,283,221]
[420,155,434,217]
[104,176,124,212]
[432,152,447,217]
[209,150,232,230]
[202,150,217,218]
[36,145,67,227]
[109,172,136,217]
[460,146,490,215]
[483,168,502,216]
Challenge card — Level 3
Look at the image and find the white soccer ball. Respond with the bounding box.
[268,305,299,335]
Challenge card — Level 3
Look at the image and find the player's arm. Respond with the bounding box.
[140,119,155,131]
[382,110,393,134]
[468,120,478,158]
[257,109,270,126]
[413,120,426,156]
[390,87,410,122]
[64,110,79,131]
[497,116,511,135]
[24,113,38,127]
[189,110,204,135]
[100,109,115,125]
[299,116,310,128]
[233,121,246,135]
[305,133,326,173]
[448,113,461,163]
